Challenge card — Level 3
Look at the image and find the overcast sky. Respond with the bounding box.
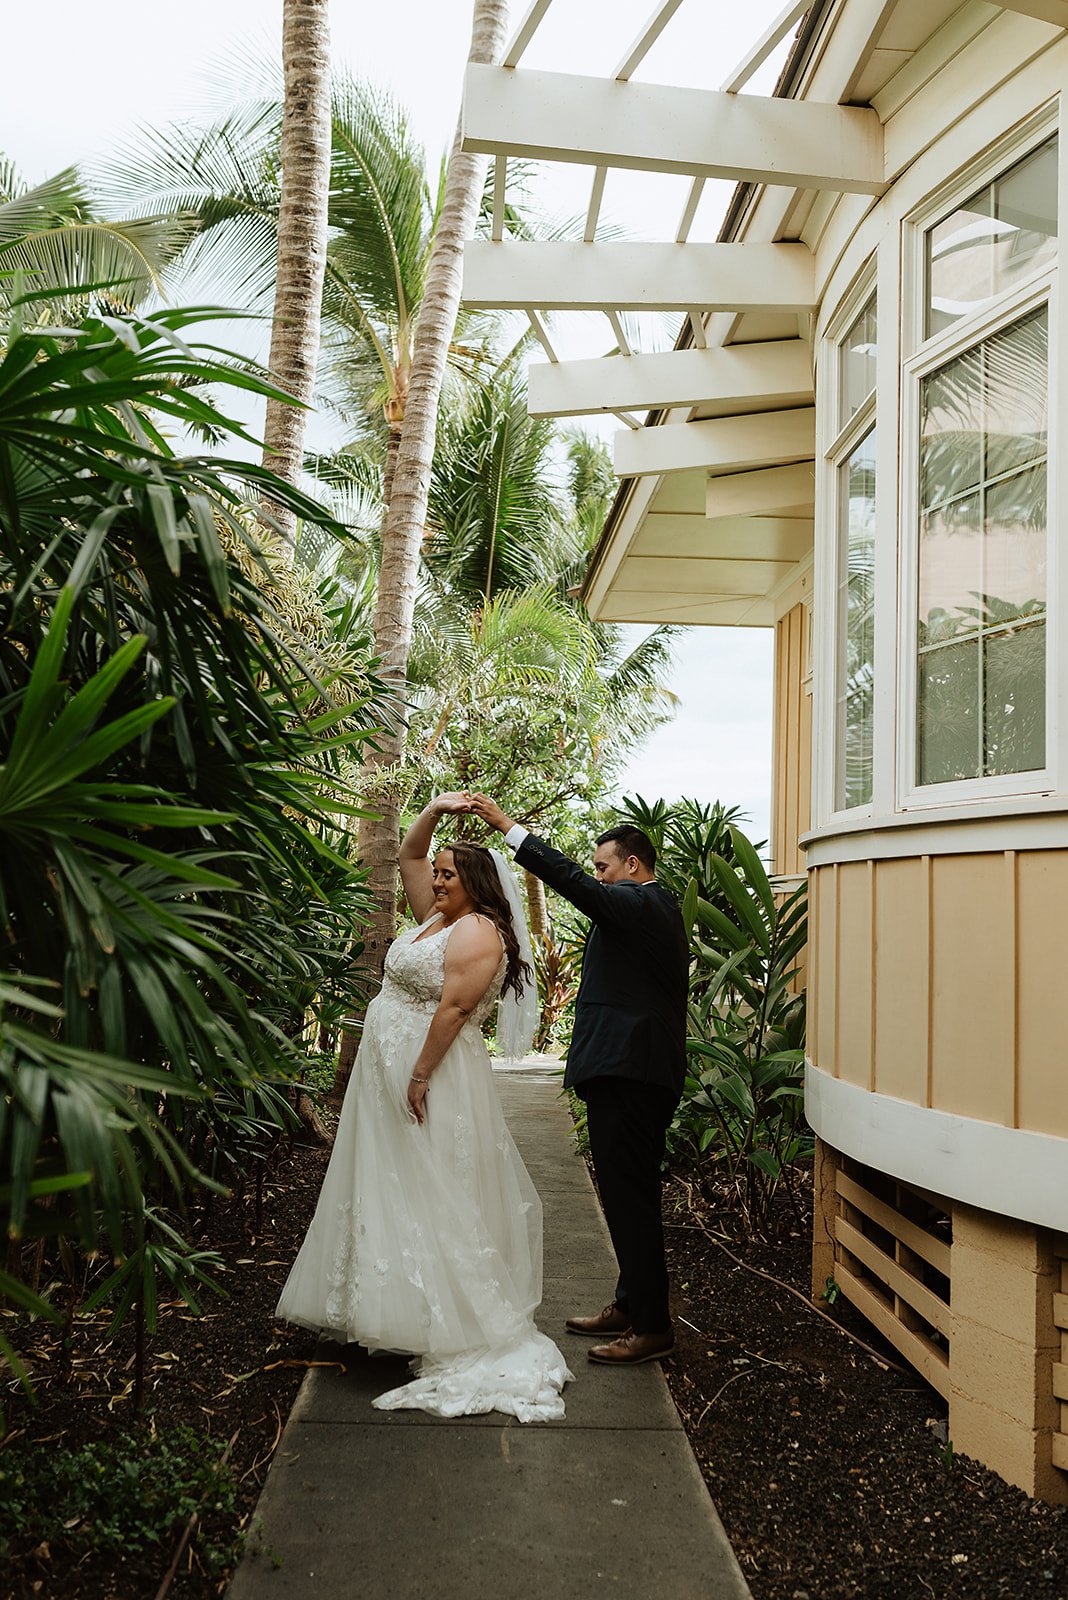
[1,0,790,845]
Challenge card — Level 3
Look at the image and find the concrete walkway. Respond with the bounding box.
[228,1069,751,1600]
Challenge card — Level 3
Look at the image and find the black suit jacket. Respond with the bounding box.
[515,833,689,1097]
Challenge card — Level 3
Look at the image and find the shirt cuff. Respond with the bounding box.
[503,823,529,852]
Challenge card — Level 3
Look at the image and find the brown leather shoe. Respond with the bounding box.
[565,1302,632,1337]
[587,1330,674,1365]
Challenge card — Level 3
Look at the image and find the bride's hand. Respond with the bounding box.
[407,1076,429,1125]
[431,791,471,816]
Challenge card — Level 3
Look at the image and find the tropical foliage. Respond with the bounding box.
[98,70,518,488]
[0,298,380,1386]
[0,157,191,317]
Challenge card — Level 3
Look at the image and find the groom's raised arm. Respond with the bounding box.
[468,795,644,930]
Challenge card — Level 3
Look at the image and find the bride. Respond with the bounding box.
[275,792,571,1421]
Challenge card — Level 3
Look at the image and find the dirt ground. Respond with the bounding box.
[662,1171,1068,1600]
[4,1145,1068,1599]
[1,1141,326,1600]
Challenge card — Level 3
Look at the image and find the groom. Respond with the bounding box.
[469,795,689,1366]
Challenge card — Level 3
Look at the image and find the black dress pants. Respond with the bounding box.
[581,1077,678,1335]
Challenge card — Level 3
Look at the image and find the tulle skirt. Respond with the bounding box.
[275,989,571,1420]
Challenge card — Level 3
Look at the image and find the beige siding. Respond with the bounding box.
[1017,853,1068,1140]
[814,863,838,1078]
[810,847,1068,1136]
[872,856,930,1105]
[836,861,874,1089]
[772,602,811,877]
[929,854,1014,1125]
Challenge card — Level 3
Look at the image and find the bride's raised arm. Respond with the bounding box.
[398,792,469,924]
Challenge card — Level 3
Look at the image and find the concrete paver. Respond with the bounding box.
[228,1069,751,1600]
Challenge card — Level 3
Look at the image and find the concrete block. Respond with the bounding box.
[951,1315,1057,1432]
[951,1242,1060,1350]
[953,1206,1055,1273]
[291,1338,680,1434]
[950,1392,1068,1506]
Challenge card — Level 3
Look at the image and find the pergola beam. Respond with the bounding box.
[461,64,885,193]
[720,0,811,93]
[614,408,815,478]
[502,0,555,68]
[632,513,813,562]
[614,0,687,80]
[528,339,813,418]
[463,240,815,312]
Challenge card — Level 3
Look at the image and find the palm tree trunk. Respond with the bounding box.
[337,0,510,1093]
[260,0,332,548]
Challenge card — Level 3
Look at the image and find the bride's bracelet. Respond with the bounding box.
[410,1075,430,1084]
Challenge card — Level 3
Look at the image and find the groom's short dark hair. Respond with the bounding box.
[596,824,656,872]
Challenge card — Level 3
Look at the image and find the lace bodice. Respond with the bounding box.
[383,914,507,1026]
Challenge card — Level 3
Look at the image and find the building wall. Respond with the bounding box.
[771,597,812,880]
[808,847,1068,1140]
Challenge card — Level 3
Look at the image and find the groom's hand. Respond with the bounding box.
[468,794,515,834]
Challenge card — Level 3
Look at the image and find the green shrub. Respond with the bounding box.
[0,301,380,1374]
[0,1425,239,1570]
[677,828,810,1232]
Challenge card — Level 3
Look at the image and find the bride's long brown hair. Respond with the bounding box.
[445,843,532,1001]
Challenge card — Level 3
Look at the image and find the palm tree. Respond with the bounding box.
[0,158,191,316]
[423,372,578,603]
[261,0,333,543]
[346,0,512,1070]
[97,72,511,501]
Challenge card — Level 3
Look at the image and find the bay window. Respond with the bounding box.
[908,132,1056,795]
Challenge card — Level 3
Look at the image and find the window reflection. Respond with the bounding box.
[838,429,876,807]
[840,293,878,423]
[925,137,1057,337]
[917,308,1047,784]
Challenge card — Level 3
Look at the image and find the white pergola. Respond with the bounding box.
[458,0,1067,625]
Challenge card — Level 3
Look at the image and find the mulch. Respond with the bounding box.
[4,1141,1068,1599]
[1,1141,327,1600]
[662,1169,1068,1600]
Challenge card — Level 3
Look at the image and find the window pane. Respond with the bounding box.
[984,622,1046,776]
[921,344,983,506]
[840,293,877,422]
[982,312,1049,480]
[925,136,1057,337]
[917,307,1048,785]
[993,139,1059,296]
[984,465,1046,615]
[918,494,982,646]
[838,428,876,808]
[918,639,980,784]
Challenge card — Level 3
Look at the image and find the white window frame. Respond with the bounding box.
[817,264,879,822]
[897,114,1061,812]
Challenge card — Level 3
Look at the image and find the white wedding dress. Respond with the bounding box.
[275,912,571,1421]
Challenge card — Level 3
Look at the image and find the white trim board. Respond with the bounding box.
[805,1063,1068,1231]
[803,802,1068,865]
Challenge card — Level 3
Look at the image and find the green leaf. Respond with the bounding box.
[681,875,699,936]
[728,825,775,919]
[710,854,770,953]
[748,1149,781,1179]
